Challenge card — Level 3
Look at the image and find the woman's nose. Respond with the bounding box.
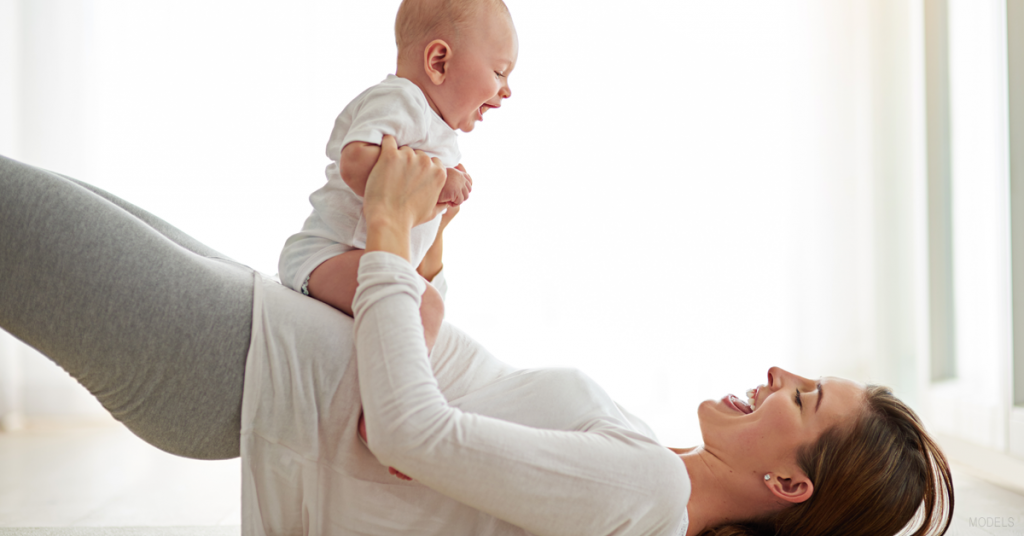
[767,366,814,391]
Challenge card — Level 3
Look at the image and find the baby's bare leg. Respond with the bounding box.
[307,250,366,316]
[420,282,444,351]
[307,250,443,351]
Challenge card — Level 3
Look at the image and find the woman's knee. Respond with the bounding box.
[0,158,252,460]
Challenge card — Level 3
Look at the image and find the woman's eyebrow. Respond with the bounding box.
[816,381,824,413]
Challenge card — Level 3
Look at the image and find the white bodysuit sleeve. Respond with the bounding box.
[327,84,429,164]
[353,252,689,536]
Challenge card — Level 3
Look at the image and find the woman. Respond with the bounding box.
[0,140,953,536]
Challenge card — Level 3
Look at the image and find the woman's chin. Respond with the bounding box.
[695,399,719,428]
[695,397,744,441]
[697,397,732,417]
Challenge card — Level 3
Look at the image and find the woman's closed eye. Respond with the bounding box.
[794,389,803,410]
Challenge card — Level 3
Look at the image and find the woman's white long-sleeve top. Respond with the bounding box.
[240,253,690,535]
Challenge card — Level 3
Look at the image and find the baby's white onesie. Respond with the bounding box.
[278,74,461,292]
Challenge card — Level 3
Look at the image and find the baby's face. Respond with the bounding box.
[438,9,518,133]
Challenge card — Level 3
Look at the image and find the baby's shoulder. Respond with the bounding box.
[349,76,430,116]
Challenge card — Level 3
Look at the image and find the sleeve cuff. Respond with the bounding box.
[355,251,427,306]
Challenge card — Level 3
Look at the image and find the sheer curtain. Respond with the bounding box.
[0,0,931,447]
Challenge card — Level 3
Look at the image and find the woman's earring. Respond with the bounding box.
[764,474,771,481]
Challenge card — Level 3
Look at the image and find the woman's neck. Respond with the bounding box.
[677,447,778,536]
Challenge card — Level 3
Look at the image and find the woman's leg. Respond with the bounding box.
[0,155,252,460]
[58,172,234,261]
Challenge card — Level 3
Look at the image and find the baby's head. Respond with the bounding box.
[395,0,518,133]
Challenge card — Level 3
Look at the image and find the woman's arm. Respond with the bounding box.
[354,253,688,536]
[355,137,689,536]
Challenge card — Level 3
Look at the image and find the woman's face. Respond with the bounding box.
[697,367,866,484]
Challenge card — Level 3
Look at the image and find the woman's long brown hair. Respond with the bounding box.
[699,385,954,536]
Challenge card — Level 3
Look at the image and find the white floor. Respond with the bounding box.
[0,422,240,529]
[0,423,1023,534]
[950,474,1024,536]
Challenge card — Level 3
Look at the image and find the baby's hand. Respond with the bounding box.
[436,164,473,206]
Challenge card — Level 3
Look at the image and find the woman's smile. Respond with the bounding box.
[723,394,754,414]
[746,385,761,410]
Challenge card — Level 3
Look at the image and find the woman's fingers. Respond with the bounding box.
[363,135,447,230]
[388,466,414,481]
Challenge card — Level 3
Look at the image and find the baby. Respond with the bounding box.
[279,0,518,351]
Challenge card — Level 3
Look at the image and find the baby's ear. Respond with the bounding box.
[423,39,452,85]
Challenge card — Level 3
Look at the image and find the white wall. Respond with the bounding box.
[0,0,21,431]
[926,0,1014,450]
[0,0,940,446]
[0,0,19,156]
[0,0,112,429]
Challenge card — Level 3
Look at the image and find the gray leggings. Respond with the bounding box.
[0,155,252,460]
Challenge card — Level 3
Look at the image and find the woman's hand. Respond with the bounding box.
[363,135,447,260]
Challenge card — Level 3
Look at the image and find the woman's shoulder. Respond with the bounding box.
[641,448,692,534]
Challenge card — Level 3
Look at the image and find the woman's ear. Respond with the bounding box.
[423,39,452,85]
[764,473,814,504]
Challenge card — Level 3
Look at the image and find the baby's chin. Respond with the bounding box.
[443,117,475,133]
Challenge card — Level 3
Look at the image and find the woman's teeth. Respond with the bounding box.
[745,388,757,411]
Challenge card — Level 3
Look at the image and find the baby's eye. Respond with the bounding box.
[494,71,505,78]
